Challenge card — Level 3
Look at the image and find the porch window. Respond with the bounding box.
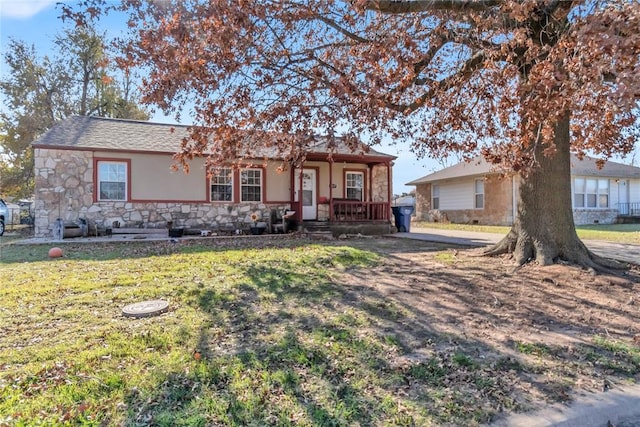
[574,178,608,208]
[210,167,232,201]
[432,184,440,210]
[474,179,484,209]
[97,161,127,201]
[346,172,364,201]
[240,168,262,202]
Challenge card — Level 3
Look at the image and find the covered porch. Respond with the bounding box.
[285,143,396,231]
[617,203,640,224]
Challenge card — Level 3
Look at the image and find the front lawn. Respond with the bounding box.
[412,221,640,243]
[1,237,639,426]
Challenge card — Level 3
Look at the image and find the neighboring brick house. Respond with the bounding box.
[32,116,396,238]
[407,156,640,226]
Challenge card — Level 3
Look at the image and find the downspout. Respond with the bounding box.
[299,164,304,221]
[387,161,393,222]
[289,164,295,209]
[512,174,517,225]
[329,159,334,222]
[368,164,372,202]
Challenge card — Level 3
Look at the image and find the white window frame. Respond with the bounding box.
[240,168,262,202]
[432,184,440,210]
[474,179,484,209]
[97,161,127,201]
[345,171,364,201]
[210,167,233,202]
[574,177,609,209]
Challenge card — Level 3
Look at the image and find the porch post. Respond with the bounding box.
[299,163,304,220]
[289,164,295,207]
[329,159,334,222]
[368,164,373,202]
[387,161,393,221]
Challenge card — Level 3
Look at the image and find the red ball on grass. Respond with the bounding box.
[48,247,63,258]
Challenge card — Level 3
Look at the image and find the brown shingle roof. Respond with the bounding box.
[32,116,395,161]
[32,116,189,152]
[405,156,490,185]
[406,154,640,185]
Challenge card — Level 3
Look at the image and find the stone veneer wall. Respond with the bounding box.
[34,148,290,238]
[371,164,391,202]
[414,183,432,220]
[572,209,618,225]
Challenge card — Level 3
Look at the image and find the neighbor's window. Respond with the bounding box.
[210,167,233,201]
[432,184,440,210]
[574,178,609,208]
[97,161,127,201]
[474,179,484,209]
[346,172,364,200]
[240,168,262,202]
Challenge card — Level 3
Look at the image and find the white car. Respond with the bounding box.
[0,199,7,236]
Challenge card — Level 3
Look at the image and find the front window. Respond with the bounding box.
[432,184,440,210]
[97,161,127,201]
[240,169,262,202]
[210,167,233,201]
[346,172,364,201]
[474,179,484,209]
[574,178,609,208]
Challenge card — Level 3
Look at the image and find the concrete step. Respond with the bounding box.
[111,228,168,234]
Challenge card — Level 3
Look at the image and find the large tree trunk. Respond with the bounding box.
[484,114,626,272]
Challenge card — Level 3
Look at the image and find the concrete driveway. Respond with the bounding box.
[393,226,640,265]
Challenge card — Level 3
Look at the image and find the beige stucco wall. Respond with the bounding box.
[330,163,368,198]
[94,151,207,201]
[264,163,292,201]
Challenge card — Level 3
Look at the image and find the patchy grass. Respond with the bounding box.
[412,221,640,243]
[412,221,511,235]
[0,238,460,426]
[1,236,639,426]
[574,224,640,243]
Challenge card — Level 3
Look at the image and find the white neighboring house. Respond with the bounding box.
[407,155,640,226]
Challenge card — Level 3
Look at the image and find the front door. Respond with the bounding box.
[618,179,629,215]
[301,169,317,220]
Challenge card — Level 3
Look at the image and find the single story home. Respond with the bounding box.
[32,116,396,238]
[407,156,640,226]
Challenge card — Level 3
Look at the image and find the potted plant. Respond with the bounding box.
[249,213,265,235]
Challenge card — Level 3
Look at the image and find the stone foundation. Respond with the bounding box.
[36,198,292,238]
[572,209,618,225]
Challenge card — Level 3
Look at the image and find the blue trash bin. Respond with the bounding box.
[392,205,414,232]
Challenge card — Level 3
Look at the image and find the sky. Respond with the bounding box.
[0,0,443,195]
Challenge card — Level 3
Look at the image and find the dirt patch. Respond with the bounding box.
[338,237,640,408]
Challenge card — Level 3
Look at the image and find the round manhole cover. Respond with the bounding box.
[122,299,169,318]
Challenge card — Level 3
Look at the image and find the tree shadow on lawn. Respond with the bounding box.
[0,234,457,265]
[120,245,640,426]
[0,235,319,264]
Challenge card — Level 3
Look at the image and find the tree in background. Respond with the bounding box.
[0,24,148,199]
[65,1,639,271]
